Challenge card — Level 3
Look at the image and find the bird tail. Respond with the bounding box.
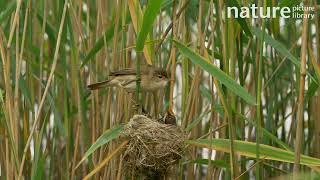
[87,80,114,90]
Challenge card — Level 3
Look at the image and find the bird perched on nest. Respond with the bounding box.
[87,65,169,92]
[158,109,177,125]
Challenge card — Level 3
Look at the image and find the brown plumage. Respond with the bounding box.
[158,109,177,125]
[87,66,169,92]
[165,109,176,125]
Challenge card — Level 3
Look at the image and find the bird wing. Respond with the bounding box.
[121,79,136,86]
[109,66,152,76]
[110,68,136,76]
[87,80,111,90]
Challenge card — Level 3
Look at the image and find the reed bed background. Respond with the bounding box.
[0,0,320,179]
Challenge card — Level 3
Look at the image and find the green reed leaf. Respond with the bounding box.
[173,39,256,105]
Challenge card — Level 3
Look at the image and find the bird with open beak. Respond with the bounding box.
[157,109,177,125]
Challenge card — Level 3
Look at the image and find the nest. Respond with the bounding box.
[121,115,186,178]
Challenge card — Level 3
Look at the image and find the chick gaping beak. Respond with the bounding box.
[165,109,176,125]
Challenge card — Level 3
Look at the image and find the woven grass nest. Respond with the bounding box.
[121,114,186,177]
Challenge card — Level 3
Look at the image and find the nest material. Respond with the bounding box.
[122,115,186,177]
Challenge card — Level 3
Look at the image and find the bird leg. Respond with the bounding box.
[153,92,158,118]
[128,92,148,115]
